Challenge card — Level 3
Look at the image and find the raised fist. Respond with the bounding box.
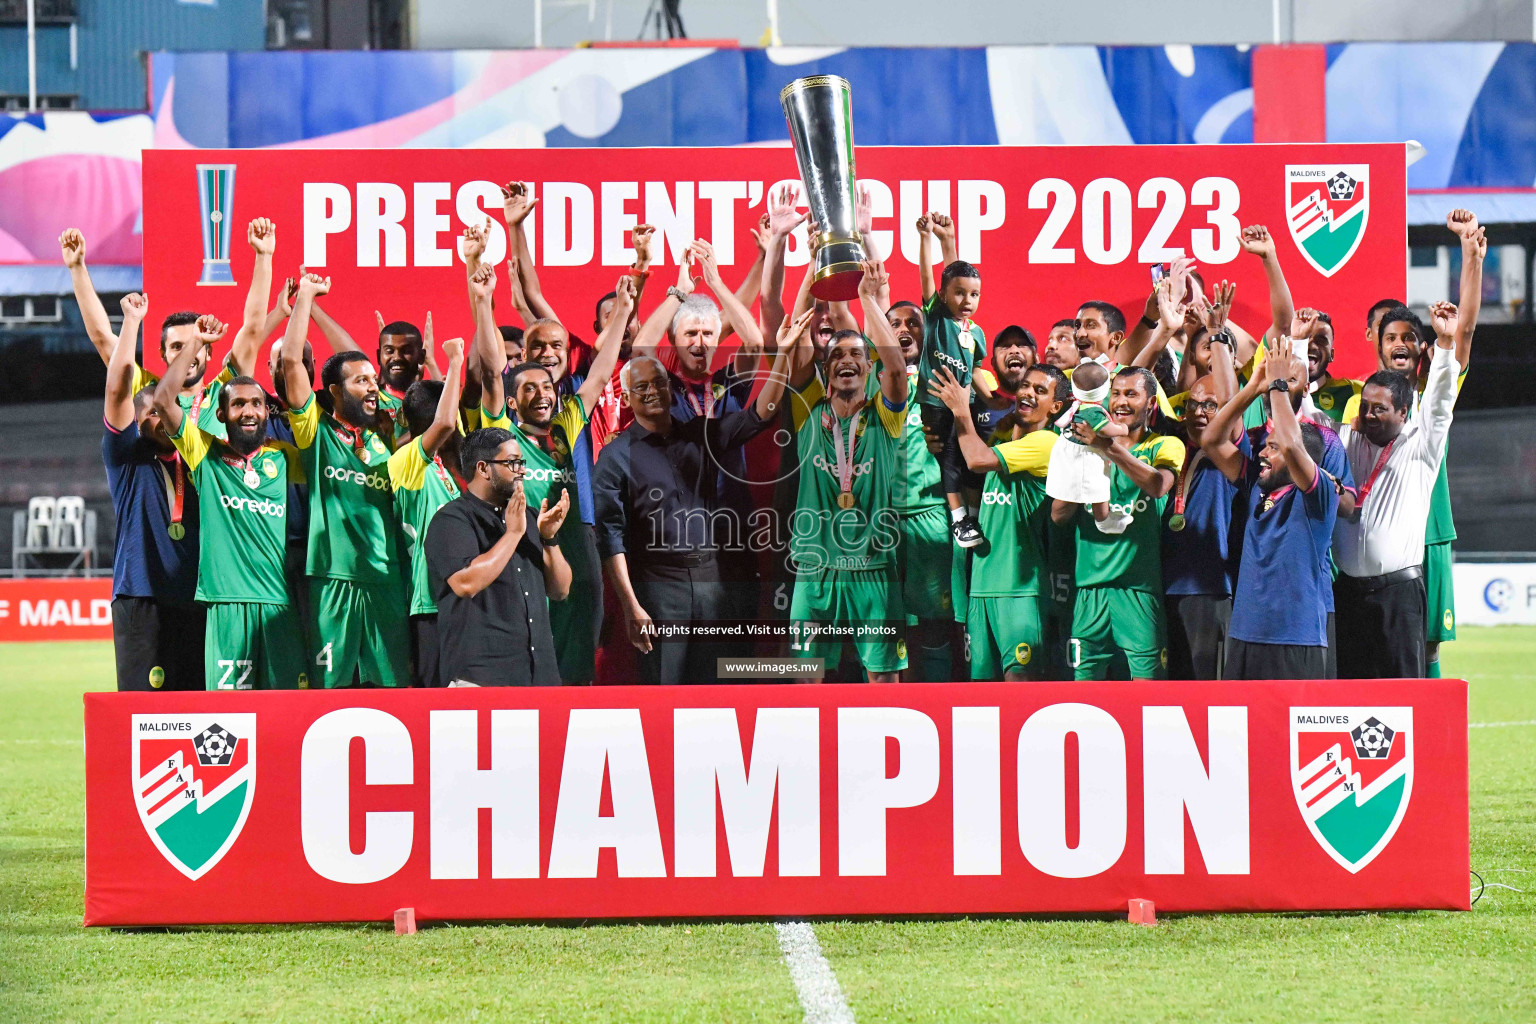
[120,293,148,321]
[248,218,276,256]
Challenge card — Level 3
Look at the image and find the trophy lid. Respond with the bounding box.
[779,74,852,105]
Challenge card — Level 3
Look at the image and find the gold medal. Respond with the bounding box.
[836,491,855,510]
[167,522,185,540]
[1168,513,1186,532]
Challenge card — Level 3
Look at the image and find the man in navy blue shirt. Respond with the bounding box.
[1204,347,1340,679]
[1161,375,1243,679]
[100,294,204,690]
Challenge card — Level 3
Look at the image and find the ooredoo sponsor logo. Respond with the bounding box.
[219,495,286,516]
[324,465,389,490]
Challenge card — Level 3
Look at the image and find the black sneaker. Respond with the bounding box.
[952,515,984,548]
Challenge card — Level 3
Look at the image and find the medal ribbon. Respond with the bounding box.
[333,420,368,458]
[1354,439,1396,506]
[828,406,865,503]
[161,455,186,531]
[682,380,715,419]
[1258,483,1295,517]
[1173,448,1208,517]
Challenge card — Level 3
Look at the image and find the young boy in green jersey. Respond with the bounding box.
[915,213,996,549]
[153,315,308,690]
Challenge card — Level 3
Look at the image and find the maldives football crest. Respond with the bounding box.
[1286,165,1370,278]
[1291,707,1412,873]
[132,714,255,880]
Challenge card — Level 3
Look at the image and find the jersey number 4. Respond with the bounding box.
[315,642,334,671]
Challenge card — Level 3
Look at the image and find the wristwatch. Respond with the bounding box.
[1209,329,1233,347]
[1269,378,1291,394]
[1139,314,1158,330]
[666,285,688,302]
[542,534,561,546]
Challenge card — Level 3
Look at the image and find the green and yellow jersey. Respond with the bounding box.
[918,295,986,409]
[288,396,397,586]
[168,419,303,605]
[389,438,461,616]
[790,390,908,573]
[506,394,587,519]
[972,429,1056,597]
[1073,431,1185,592]
[892,365,945,514]
[1312,376,1363,423]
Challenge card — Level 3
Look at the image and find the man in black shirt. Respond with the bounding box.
[594,313,809,684]
[426,428,572,686]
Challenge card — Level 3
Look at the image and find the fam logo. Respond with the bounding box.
[132,714,256,880]
[1290,707,1412,873]
[1285,165,1369,278]
[1483,578,1515,612]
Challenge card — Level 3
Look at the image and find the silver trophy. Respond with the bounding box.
[780,75,865,301]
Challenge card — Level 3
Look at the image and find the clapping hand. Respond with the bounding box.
[767,183,807,236]
[538,490,571,541]
[692,239,724,293]
[503,479,527,540]
[1202,280,1235,334]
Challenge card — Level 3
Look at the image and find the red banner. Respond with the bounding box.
[84,679,1467,925]
[0,578,114,641]
[142,145,1405,382]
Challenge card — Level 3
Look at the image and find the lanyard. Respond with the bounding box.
[1355,439,1396,506]
[827,406,865,507]
[431,454,454,488]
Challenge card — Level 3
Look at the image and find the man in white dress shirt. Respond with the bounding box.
[1333,302,1468,679]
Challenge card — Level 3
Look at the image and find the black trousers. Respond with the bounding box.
[410,613,441,687]
[111,597,206,691]
[1164,594,1230,680]
[632,559,728,685]
[1334,570,1426,679]
[920,404,966,496]
[1225,637,1328,680]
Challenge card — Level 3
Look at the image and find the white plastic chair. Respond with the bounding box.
[54,496,86,551]
[25,497,55,549]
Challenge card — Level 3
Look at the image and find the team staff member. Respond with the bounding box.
[426,428,572,687]
[1342,211,1484,676]
[102,293,204,690]
[281,274,410,688]
[1204,348,1340,678]
[932,364,1067,680]
[787,262,910,683]
[1053,367,1185,680]
[154,318,307,690]
[389,336,466,687]
[1334,295,1471,678]
[1161,373,1242,679]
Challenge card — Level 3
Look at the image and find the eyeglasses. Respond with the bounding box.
[485,457,526,470]
[1186,400,1221,414]
[628,381,668,396]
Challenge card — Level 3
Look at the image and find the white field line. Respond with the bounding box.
[775,921,856,1024]
[1468,720,1536,729]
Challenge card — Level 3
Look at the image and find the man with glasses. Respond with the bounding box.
[425,427,572,687]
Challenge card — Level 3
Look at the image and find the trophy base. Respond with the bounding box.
[199,260,236,286]
[810,240,866,301]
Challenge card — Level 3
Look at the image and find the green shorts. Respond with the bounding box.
[1424,540,1456,642]
[1070,586,1167,680]
[790,569,907,675]
[307,576,410,688]
[899,506,953,624]
[204,601,308,691]
[966,595,1045,680]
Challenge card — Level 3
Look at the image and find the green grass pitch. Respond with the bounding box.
[1,632,1532,1023]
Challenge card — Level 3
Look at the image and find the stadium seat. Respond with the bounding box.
[26,496,55,549]
[54,496,86,550]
